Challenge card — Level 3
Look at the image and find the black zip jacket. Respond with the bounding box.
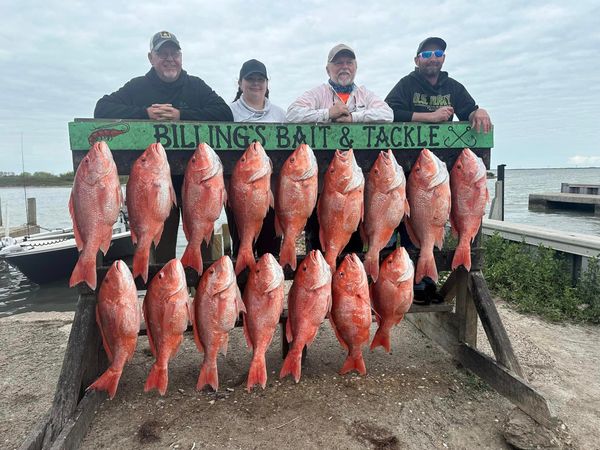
[94,68,233,121]
[385,69,478,122]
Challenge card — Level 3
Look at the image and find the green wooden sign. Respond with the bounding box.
[69,120,493,152]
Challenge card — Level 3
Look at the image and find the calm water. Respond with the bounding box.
[1,167,599,317]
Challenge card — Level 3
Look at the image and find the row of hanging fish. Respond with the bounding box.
[88,244,414,399]
[68,141,488,290]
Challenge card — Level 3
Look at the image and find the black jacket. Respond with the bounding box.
[385,69,478,122]
[94,69,233,121]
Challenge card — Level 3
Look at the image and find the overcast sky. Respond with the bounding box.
[1,0,599,174]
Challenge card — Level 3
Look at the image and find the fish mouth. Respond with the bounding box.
[309,251,332,289]
[394,249,414,283]
[343,152,364,194]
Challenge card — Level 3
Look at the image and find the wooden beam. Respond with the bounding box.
[456,343,556,428]
[41,293,100,448]
[469,271,524,377]
[48,390,104,450]
[18,409,50,450]
[406,312,459,356]
[454,268,478,347]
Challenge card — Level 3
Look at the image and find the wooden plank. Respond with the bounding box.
[69,120,493,151]
[482,218,600,258]
[406,312,460,356]
[456,343,556,428]
[18,409,50,450]
[438,269,459,302]
[469,271,524,377]
[42,293,99,448]
[49,390,104,450]
[454,267,478,347]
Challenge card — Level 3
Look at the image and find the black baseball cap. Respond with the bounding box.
[416,37,446,55]
[149,31,181,52]
[239,59,268,79]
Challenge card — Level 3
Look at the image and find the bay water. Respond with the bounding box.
[1,167,598,316]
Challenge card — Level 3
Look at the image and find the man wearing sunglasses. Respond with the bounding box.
[94,31,233,262]
[385,37,491,133]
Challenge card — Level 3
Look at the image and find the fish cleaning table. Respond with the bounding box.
[22,120,556,449]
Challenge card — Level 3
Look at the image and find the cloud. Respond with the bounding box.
[568,155,600,166]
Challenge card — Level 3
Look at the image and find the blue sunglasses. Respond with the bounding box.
[419,50,445,59]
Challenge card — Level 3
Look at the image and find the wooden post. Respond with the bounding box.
[454,267,478,346]
[27,198,37,226]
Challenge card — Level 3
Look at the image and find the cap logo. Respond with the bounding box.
[160,31,172,38]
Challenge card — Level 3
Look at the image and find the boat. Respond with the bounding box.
[0,217,134,285]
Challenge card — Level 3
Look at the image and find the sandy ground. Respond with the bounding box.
[1,300,598,450]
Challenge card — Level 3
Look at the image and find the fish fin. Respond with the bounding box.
[191,315,204,354]
[274,213,283,237]
[370,325,392,353]
[434,227,445,250]
[96,307,114,362]
[279,236,297,271]
[404,220,420,248]
[133,246,150,283]
[197,361,219,391]
[236,290,246,315]
[415,254,438,284]
[279,348,302,383]
[153,224,165,248]
[340,353,367,376]
[87,366,123,399]
[69,254,97,290]
[99,229,112,255]
[364,248,380,282]
[329,317,349,351]
[234,243,255,275]
[68,194,84,252]
[242,314,253,350]
[285,316,293,343]
[142,300,157,358]
[246,353,267,392]
[130,228,138,246]
[181,244,203,275]
[449,214,459,238]
[451,243,472,271]
[219,335,229,357]
[144,363,169,395]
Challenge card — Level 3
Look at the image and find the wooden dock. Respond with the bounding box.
[528,192,600,216]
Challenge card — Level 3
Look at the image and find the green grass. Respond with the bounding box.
[482,233,600,324]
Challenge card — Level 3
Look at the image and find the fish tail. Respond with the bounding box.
[234,244,255,275]
[246,353,267,392]
[69,254,97,290]
[279,348,302,383]
[340,352,367,376]
[133,247,150,283]
[181,243,203,275]
[415,254,438,284]
[364,249,380,282]
[197,362,219,391]
[144,364,168,396]
[279,236,297,270]
[370,325,392,353]
[451,242,471,271]
[87,366,123,399]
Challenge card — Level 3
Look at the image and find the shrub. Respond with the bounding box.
[482,233,600,324]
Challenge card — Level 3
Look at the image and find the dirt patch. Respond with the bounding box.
[1,299,598,449]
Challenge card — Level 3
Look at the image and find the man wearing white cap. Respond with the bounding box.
[286,44,393,123]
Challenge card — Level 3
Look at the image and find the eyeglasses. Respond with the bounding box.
[154,50,182,60]
[418,50,445,59]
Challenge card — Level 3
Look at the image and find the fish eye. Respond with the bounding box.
[241,156,246,162]
[456,163,462,169]
[141,157,147,162]
[209,268,215,274]
[330,168,335,173]
[158,272,164,279]
[290,157,295,163]
[374,168,379,174]
[302,265,307,271]
[256,268,260,273]
[191,156,196,163]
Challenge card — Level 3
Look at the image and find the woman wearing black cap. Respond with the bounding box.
[230,59,286,122]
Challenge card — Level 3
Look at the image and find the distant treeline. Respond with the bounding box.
[0,172,128,187]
